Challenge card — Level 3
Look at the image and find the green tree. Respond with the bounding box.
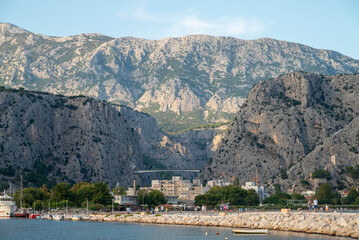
[245,189,260,205]
[194,185,257,207]
[0,183,9,192]
[51,182,74,202]
[346,188,359,204]
[346,165,359,179]
[71,182,91,194]
[112,186,127,195]
[291,193,305,200]
[273,183,282,193]
[312,169,330,179]
[300,179,310,187]
[147,190,167,208]
[314,183,335,204]
[137,189,150,206]
[233,177,240,186]
[225,185,248,205]
[91,183,113,205]
[77,184,96,205]
[280,171,288,179]
[14,187,50,208]
[24,160,56,188]
[263,192,291,205]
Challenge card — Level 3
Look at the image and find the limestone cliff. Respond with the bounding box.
[0,88,223,186]
[0,89,143,186]
[202,73,359,190]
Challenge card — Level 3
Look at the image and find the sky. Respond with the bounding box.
[0,0,358,59]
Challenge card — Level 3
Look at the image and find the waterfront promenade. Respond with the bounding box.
[88,211,359,238]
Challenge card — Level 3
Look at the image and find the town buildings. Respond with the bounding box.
[241,181,269,203]
[151,176,209,201]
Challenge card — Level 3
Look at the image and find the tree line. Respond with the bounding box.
[194,185,260,208]
[14,182,113,211]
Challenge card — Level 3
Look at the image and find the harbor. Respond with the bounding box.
[4,210,358,239]
[0,217,351,240]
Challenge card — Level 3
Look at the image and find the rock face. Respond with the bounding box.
[117,106,226,171]
[0,89,143,186]
[202,73,359,190]
[1,23,359,131]
[0,88,223,186]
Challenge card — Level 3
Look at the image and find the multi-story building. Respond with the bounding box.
[207,179,231,188]
[151,176,209,201]
[241,182,269,203]
[114,195,138,205]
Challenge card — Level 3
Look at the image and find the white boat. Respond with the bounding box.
[232,229,269,234]
[71,215,81,221]
[0,192,16,217]
[52,215,65,221]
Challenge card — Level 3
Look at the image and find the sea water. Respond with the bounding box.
[0,218,346,240]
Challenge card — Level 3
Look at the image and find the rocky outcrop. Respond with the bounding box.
[117,106,227,170]
[1,23,359,131]
[90,212,359,239]
[0,89,225,186]
[0,89,143,186]
[202,73,359,190]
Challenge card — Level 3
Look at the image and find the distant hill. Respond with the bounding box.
[202,73,359,191]
[1,23,359,132]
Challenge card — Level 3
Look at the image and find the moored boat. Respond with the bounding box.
[52,215,65,221]
[0,192,16,217]
[13,208,29,218]
[71,215,81,221]
[13,212,29,218]
[29,213,40,219]
[232,229,269,234]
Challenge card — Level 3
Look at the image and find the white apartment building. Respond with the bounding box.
[207,179,231,188]
[241,182,269,203]
[151,176,209,201]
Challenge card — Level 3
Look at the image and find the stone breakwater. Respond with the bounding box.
[89,212,359,238]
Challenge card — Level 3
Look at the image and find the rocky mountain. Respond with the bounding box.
[202,73,359,191]
[1,23,359,132]
[117,106,226,172]
[0,87,223,187]
[0,88,143,186]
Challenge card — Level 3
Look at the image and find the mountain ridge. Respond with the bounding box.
[1,23,359,131]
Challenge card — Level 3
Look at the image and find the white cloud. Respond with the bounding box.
[171,14,265,37]
[116,3,266,38]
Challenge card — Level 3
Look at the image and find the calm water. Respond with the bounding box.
[0,219,346,240]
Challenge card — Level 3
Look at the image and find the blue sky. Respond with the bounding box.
[1,0,358,59]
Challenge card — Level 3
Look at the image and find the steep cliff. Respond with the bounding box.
[202,73,359,190]
[0,88,143,186]
[0,88,224,187]
[1,23,359,131]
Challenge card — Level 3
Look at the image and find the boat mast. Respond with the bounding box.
[86,199,88,216]
[112,199,114,215]
[20,176,23,209]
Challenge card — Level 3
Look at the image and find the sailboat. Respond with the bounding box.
[13,176,29,218]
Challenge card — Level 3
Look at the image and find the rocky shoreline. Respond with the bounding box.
[88,212,359,238]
